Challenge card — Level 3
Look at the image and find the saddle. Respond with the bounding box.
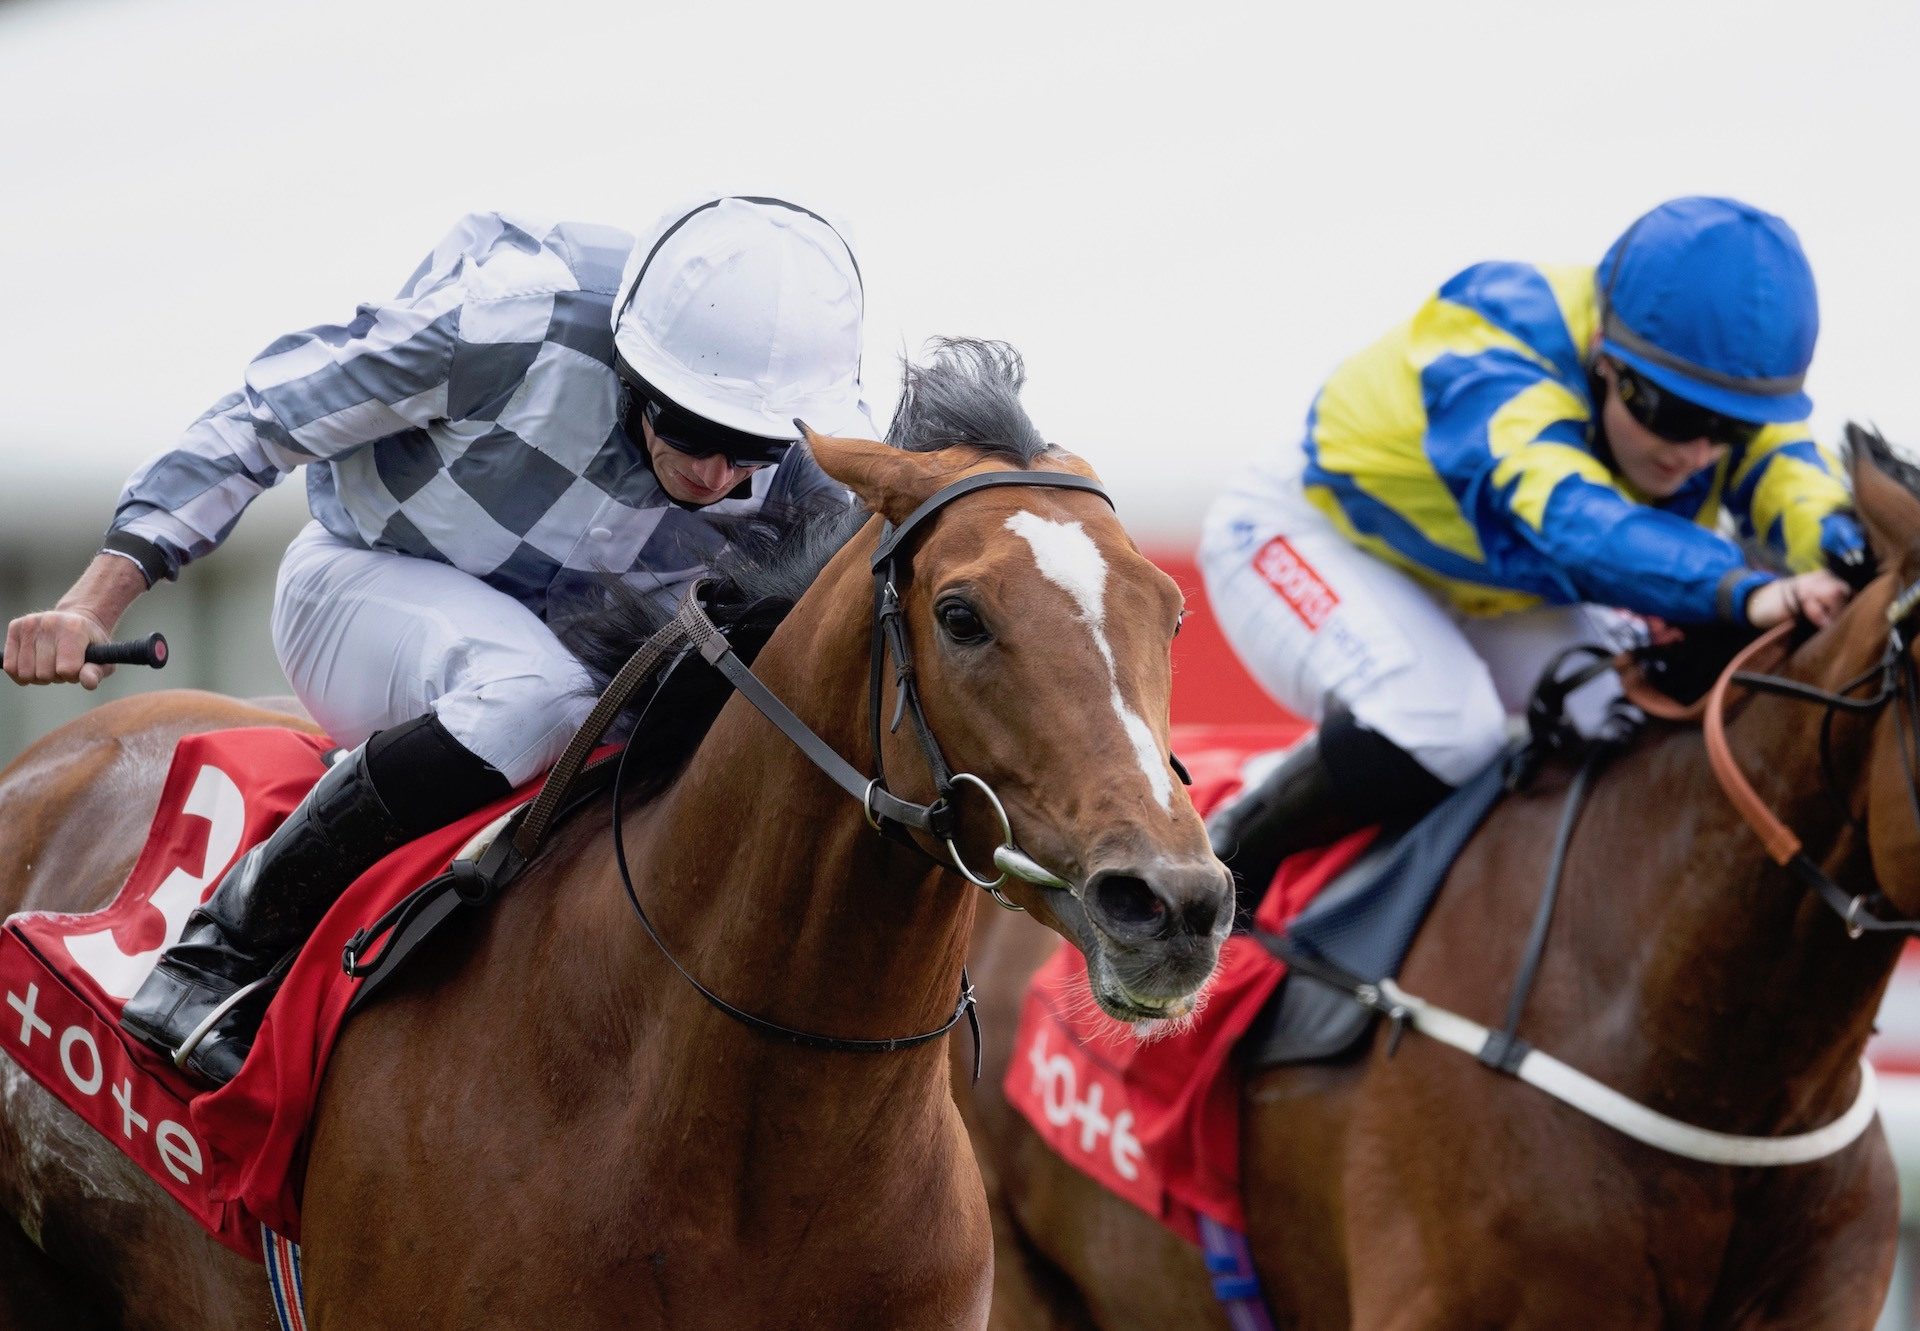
[1243,753,1510,1068]
[0,587,784,1260]
[0,728,617,1258]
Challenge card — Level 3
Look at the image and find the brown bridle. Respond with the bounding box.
[1621,624,1799,856]
[1620,604,1920,937]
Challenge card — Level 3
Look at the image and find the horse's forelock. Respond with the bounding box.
[886,338,1051,464]
[1846,422,1920,570]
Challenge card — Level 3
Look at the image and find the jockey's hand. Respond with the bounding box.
[5,608,113,688]
[4,552,149,689]
[1638,616,1685,647]
[1746,569,1854,631]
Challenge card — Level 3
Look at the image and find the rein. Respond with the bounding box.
[1623,599,1920,937]
[515,467,1110,1069]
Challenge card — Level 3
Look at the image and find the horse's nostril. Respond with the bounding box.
[1183,892,1222,940]
[1093,875,1165,932]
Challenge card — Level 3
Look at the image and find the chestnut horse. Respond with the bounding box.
[0,344,1230,1329]
[962,432,1920,1330]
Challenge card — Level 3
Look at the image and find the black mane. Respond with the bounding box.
[555,338,1049,799]
[888,338,1051,462]
[1848,420,1920,499]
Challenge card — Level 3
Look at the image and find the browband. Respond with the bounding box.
[872,471,1114,569]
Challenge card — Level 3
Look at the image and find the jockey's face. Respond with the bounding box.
[1595,359,1727,500]
[640,414,766,506]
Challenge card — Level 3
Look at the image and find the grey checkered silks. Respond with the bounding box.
[107,212,849,620]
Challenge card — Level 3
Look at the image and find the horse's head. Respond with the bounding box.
[805,342,1231,1023]
[1838,425,1920,904]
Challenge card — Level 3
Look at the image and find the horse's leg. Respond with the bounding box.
[1705,1130,1898,1331]
[982,1191,1098,1331]
[0,1197,112,1330]
[999,1134,1228,1331]
[958,910,1100,1331]
[958,910,1228,1331]
[1250,1043,1680,1331]
[1240,1062,1368,1331]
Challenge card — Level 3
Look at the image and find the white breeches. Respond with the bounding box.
[1199,468,1632,787]
[271,522,597,786]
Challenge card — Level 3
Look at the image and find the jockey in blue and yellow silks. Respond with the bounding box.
[1201,197,1866,895]
[1301,259,1856,622]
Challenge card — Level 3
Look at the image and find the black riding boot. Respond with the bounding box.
[1207,702,1452,926]
[119,745,408,1083]
[120,714,510,1085]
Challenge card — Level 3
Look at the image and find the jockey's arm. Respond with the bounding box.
[4,552,149,689]
[1725,423,1866,574]
[1489,437,1777,625]
[1427,366,1766,625]
[1492,447,1854,629]
[1720,426,1862,630]
[106,276,463,587]
[7,231,477,691]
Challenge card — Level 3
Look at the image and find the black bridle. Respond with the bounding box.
[606,467,1114,1067]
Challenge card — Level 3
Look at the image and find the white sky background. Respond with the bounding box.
[1,0,1918,544]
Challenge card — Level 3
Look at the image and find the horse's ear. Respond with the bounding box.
[1846,423,1920,578]
[799,422,944,525]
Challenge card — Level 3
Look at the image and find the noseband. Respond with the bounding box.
[1628,583,1920,937]
[516,466,1115,1067]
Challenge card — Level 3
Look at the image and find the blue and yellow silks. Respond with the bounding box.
[1300,262,1861,622]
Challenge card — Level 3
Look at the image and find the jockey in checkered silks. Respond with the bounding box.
[1200,196,1872,902]
[2,194,875,1084]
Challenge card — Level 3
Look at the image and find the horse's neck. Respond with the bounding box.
[1613,648,1899,1122]
[589,534,975,1121]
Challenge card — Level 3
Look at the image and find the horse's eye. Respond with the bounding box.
[937,597,991,645]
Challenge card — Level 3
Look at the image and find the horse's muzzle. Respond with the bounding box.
[1083,860,1231,947]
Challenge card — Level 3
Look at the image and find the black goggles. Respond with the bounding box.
[1612,362,1764,450]
[619,372,793,467]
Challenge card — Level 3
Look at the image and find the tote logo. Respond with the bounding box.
[1252,536,1339,631]
[3,980,205,1185]
[1024,1027,1145,1182]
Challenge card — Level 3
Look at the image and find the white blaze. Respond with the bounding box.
[1004,510,1173,811]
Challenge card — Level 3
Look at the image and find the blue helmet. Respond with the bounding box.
[1596,197,1818,424]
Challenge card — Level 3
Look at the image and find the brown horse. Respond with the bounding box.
[0,345,1230,1329]
[962,432,1920,1330]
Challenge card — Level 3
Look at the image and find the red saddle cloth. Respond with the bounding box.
[0,728,536,1258]
[1003,724,1373,1244]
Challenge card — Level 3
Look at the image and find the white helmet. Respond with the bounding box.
[612,194,875,442]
